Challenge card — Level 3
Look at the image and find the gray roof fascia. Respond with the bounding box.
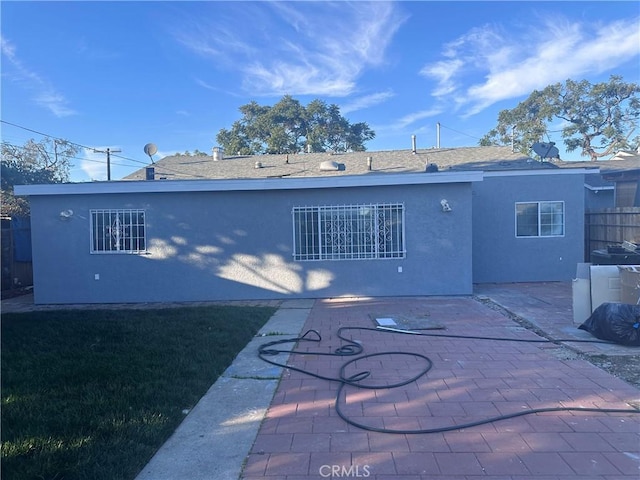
[14,170,483,196]
[584,183,614,192]
[482,167,597,178]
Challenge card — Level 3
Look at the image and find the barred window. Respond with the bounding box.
[292,203,405,261]
[515,201,564,237]
[90,209,146,253]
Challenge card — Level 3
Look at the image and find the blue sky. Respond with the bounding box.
[2,1,639,182]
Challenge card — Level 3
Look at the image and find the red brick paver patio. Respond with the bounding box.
[243,296,640,479]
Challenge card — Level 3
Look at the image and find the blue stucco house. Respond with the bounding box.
[15,146,599,304]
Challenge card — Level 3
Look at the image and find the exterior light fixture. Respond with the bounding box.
[440,199,452,212]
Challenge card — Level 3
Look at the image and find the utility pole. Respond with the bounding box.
[93,147,122,181]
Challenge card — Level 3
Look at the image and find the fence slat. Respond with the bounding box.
[585,207,640,259]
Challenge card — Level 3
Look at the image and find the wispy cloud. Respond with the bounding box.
[80,147,110,181]
[340,90,395,115]
[396,108,444,129]
[420,15,640,116]
[1,36,77,117]
[369,107,443,140]
[173,2,408,97]
[76,37,121,61]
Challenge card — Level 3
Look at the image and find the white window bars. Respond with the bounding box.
[90,209,146,253]
[292,203,405,261]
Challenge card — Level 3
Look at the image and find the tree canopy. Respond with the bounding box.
[216,96,375,155]
[480,76,640,161]
[1,138,77,217]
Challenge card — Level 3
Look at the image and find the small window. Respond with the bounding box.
[515,201,564,237]
[292,203,405,261]
[90,209,146,253]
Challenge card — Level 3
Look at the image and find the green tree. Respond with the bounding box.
[480,76,640,161]
[1,138,77,216]
[216,96,375,155]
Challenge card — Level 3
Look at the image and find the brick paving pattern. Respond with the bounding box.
[243,296,640,479]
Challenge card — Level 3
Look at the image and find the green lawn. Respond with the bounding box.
[1,305,277,480]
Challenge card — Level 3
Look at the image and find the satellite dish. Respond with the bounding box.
[532,142,560,160]
[144,143,158,163]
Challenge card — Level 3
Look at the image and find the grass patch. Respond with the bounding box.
[1,305,276,480]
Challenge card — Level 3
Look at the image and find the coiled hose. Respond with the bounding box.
[258,326,640,434]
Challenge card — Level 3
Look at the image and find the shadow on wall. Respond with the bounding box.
[144,229,335,295]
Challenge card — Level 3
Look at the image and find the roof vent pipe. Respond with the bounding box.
[212,147,224,161]
[411,135,417,154]
[436,122,441,149]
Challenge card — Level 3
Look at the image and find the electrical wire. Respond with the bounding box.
[1,141,143,171]
[1,119,214,180]
[258,326,640,435]
[1,120,149,167]
[438,123,484,142]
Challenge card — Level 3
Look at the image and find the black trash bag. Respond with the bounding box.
[578,303,640,346]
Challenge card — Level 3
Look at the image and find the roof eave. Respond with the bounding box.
[14,171,484,196]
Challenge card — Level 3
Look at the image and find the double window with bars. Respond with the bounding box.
[292,203,405,261]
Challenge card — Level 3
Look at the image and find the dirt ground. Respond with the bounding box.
[588,354,640,392]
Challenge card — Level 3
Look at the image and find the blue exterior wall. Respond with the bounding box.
[585,188,614,210]
[472,172,585,283]
[27,182,474,304]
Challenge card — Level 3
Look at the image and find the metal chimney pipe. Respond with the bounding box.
[436,122,441,149]
[212,147,223,161]
[411,135,417,154]
[367,156,372,170]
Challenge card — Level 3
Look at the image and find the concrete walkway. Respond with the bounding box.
[134,299,312,480]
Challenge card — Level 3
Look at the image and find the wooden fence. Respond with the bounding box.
[584,207,640,259]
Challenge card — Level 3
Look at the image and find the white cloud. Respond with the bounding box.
[420,15,640,116]
[340,90,396,115]
[175,2,408,97]
[80,146,128,181]
[1,36,77,118]
[80,148,109,181]
[420,59,464,97]
[396,107,443,129]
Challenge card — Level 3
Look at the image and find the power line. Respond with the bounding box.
[438,123,483,142]
[1,120,213,180]
[1,119,149,168]
[93,148,121,181]
[1,141,143,170]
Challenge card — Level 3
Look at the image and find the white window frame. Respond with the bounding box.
[515,201,565,238]
[90,209,147,254]
[292,203,405,261]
